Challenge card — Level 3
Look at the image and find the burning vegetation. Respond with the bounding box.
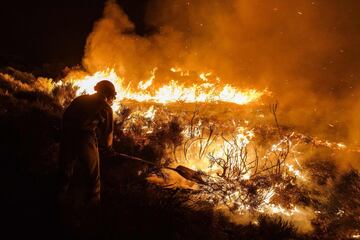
[1,64,359,239]
[2,0,360,239]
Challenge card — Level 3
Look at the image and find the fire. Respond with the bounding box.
[64,68,124,111]
[264,204,300,216]
[2,65,357,235]
[63,64,333,228]
[219,85,262,105]
[66,68,122,96]
[61,65,352,235]
[65,67,266,111]
[138,67,156,91]
[286,163,305,180]
[143,105,157,120]
[1,0,359,235]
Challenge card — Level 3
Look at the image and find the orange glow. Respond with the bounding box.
[64,65,317,221]
[66,68,266,111]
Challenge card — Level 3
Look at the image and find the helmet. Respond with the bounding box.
[94,80,116,98]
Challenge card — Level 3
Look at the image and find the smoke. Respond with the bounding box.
[146,0,360,141]
[83,0,359,138]
[82,0,360,154]
[82,0,185,86]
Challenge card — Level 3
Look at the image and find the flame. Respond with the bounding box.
[170,67,190,76]
[138,67,157,90]
[64,67,318,227]
[66,68,266,111]
[143,105,157,120]
[67,68,122,96]
[65,68,124,111]
[265,204,300,216]
[178,126,256,175]
[286,163,306,180]
[219,85,262,105]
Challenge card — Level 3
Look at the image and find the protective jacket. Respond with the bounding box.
[59,93,113,206]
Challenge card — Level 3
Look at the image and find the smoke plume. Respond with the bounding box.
[83,0,360,152]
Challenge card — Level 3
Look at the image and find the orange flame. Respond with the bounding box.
[65,68,266,111]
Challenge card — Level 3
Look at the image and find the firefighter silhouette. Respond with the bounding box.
[58,80,116,212]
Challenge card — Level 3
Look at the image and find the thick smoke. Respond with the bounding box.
[83,0,360,147]
[82,0,186,85]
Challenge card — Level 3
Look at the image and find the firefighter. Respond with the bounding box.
[57,80,116,231]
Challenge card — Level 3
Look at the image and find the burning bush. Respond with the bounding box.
[1,68,359,239]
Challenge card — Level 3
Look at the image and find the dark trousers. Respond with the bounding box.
[58,132,101,209]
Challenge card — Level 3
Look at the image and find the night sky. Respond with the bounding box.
[0,0,149,67]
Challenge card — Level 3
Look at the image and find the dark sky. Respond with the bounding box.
[0,0,149,67]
